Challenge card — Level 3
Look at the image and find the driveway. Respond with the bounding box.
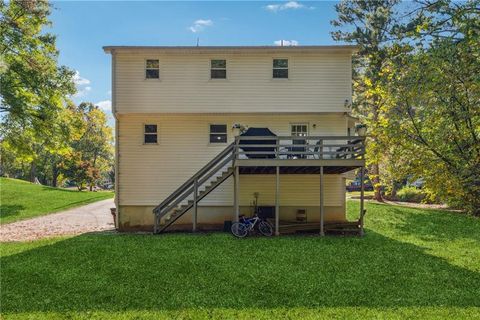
[0,199,115,242]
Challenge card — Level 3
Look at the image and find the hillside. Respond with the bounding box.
[0,178,114,224]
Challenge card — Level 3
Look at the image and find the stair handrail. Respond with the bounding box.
[153,142,235,215]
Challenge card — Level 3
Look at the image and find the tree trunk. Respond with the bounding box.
[29,162,36,183]
[390,181,398,199]
[370,163,383,202]
[52,165,58,187]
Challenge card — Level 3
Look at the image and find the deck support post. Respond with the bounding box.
[234,165,240,222]
[275,166,280,236]
[360,166,365,236]
[320,166,325,236]
[193,178,198,232]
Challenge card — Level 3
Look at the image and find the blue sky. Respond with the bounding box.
[49,1,341,123]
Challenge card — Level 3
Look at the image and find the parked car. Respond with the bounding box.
[346,181,373,192]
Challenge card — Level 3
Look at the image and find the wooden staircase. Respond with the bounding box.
[153,143,235,233]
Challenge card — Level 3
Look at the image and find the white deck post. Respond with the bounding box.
[275,166,280,236]
[360,166,365,236]
[320,166,325,236]
[193,178,198,232]
[234,165,240,222]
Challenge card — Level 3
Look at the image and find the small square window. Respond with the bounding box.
[211,59,226,79]
[146,59,159,79]
[209,124,227,143]
[273,59,288,79]
[291,124,308,137]
[144,124,158,144]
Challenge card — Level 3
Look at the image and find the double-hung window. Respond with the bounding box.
[211,59,227,79]
[145,59,159,79]
[273,59,288,79]
[144,124,158,144]
[209,124,227,143]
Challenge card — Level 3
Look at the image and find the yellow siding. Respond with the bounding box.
[215,175,345,207]
[114,52,352,113]
[118,113,347,207]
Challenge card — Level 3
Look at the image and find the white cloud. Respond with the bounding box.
[189,19,213,33]
[73,71,90,86]
[274,40,299,46]
[95,100,112,111]
[265,1,313,12]
[72,70,92,98]
[96,100,115,126]
[73,86,91,98]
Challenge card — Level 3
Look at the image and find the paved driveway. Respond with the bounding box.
[0,199,115,242]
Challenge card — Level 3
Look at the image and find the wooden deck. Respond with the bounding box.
[155,135,367,235]
[238,165,361,174]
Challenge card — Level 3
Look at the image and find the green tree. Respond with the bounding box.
[60,152,100,191]
[383,0,480,214]
[61,103,114,190]
[331,0,401,201]
[0,0,76,182]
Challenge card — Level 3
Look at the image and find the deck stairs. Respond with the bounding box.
[153,143,235,233]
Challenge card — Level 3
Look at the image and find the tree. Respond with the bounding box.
[331,0,401,201]
[60,152,100,191]
[61,103,114,190]
[0,0,76,182]
[382,0,480,214]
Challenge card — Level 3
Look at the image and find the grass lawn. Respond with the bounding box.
[0,178,114,224]
[346,190,375,198]
[1,201,479,319]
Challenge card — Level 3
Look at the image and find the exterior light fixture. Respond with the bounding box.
[355,124,367,136]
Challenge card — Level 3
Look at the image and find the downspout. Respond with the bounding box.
[111,49,120,230]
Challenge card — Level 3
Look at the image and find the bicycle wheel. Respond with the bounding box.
[258,220,273,236]
[231,222,248,238]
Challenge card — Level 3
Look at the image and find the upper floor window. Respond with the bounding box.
[145,59,159,79]
[211,60,226,79]
[144,124,158,144]
[273,59,288,79]
[209,124,227,143]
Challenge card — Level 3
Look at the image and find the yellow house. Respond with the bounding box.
[103,45,366,235]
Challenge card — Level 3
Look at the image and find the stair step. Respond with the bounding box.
[155,147,235,233]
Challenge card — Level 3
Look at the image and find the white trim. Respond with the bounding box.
[144,58,160,80]
[208,123,228,145]
[210,58,227,80]
[290,122,309,137]
[143,123,159,145]
[272,57,289,79]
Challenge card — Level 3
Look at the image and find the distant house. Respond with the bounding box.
[103,45,366,235]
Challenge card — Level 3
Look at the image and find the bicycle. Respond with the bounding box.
[231,213,273,238]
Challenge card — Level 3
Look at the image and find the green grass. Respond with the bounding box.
[346,190,375,198]
[1,201,479,319]
[0,178,114,224]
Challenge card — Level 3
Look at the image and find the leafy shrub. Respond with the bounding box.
[397,186,425,203]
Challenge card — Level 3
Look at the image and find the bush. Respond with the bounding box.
[397,186,425,203]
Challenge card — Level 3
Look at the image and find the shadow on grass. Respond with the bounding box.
[1,231,479,315]
[367,202,480,243]
[0,204,26,220]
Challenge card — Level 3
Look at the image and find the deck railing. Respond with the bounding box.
[234,136,365,160]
